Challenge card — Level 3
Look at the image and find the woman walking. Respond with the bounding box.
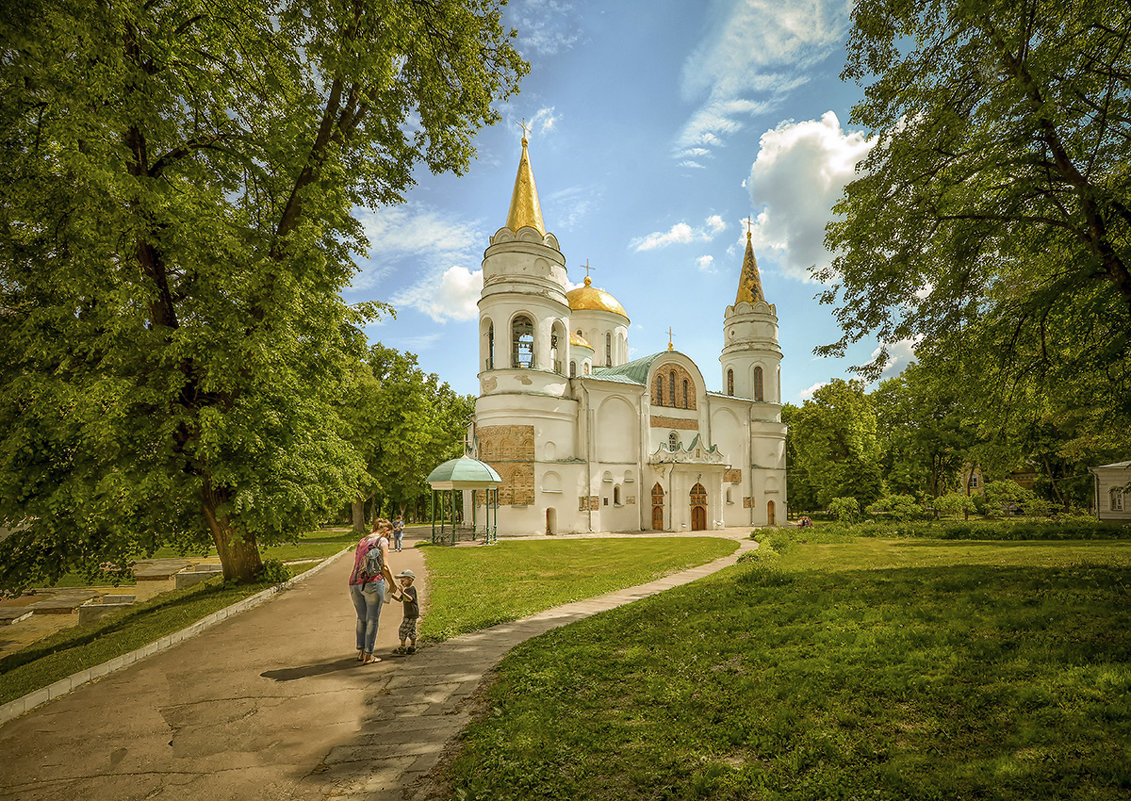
[349,518,395,664]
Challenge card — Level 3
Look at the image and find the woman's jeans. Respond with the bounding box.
[350,580,384,653]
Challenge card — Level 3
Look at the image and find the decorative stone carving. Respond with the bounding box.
[724,469,742,484]
[478,425,535,505]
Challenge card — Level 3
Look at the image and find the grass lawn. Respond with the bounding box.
[420,537,739,642]
[0,562,323,706]
[441,536,1131,800]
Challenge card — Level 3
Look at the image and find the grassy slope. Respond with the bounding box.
[420,537,739,641]
[443,538,1131,801]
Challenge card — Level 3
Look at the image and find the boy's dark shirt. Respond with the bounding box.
[399,585,419,619]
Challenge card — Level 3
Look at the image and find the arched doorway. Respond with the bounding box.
[546,507,556,535]
[767,500,775,526]
[651,483,665,530]
[690,483,707,531]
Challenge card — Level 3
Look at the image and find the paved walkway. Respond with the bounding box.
[0,530,755,801]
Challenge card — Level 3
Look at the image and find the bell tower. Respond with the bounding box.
[720,228,781,402]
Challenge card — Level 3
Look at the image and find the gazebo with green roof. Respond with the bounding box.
[425,456,502,545]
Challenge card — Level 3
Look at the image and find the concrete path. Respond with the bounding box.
[0,531,755,801]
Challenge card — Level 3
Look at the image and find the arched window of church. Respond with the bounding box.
[613,485,621,505]
[682,380,689,409]
[754,366,764,401]
[605,332,612,367]
[656,376,664,406]
[512,315,534,368]
[668,431,678,451]
[487,323,494,370]
[569,361,576,378]
[584,362,590,375]
[727,369,734,396]
[669,371,676,403]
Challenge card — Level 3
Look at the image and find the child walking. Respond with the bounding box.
[391,569,419,654]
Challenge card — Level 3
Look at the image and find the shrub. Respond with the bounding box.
[865,494,924,521]
[982,480,1033,517]
[932,492,977,519]
[828,496,861,523]
[255,559,291,585]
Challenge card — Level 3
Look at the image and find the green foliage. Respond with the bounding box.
[817,518,1131,541]
[827,496,861,523]
[0,0,526,587]
[865,493,924,521]
[932,492,978,520]
[419,537,737,642]
[784,380,884,508]
[442,539,1131,800]
[254,559,291,585]
[340,344,474,524]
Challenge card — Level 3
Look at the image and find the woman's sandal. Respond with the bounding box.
[362,653,381,664]
[356,650,364,661]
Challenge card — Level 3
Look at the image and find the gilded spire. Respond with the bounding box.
[505,125,545,235]
[735,228,765,304]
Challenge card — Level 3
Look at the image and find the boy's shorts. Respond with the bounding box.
[399,617,418,642]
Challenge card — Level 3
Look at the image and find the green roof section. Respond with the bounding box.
[426,456,502,489]
[591,352,671,385]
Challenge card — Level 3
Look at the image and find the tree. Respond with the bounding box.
[0,0,526,587]
[932,492,977,520]
[339,344,473,531]
[786,380,884,508]
[828,496,861,523]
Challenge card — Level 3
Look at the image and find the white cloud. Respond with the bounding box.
[394,265,483,323]
[509,0,581,56]
[696,255,716,273]
[548,184,599,231]
[747,111,875,280]
[355,203,479,291]
[868,338,919,380]
[799,380,828,400]
[630,215,729,252]
[675,0,852,160]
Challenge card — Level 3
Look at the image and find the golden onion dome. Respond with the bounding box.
[566,277,628,319]
[569,331,593,350]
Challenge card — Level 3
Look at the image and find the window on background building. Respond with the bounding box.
[512,315,534,368]
[669,431,678,451]
[754,366,764,401]
[569,361,576,378]
[682,379,689,409]
[656,376,664,406]
[605,332,612,367]
[669,371,676,404]
[1113,488,1125,512]
[968,473,979,490]
[727,369,734,396]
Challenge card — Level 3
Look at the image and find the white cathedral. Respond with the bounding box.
[468,134,787,535]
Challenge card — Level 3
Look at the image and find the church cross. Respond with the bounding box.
[583,259,595,279]
[745,216,753,236]
[518,117,528,141]
[667,326,674,351]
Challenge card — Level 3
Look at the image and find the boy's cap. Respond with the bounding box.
[395,569,416,579]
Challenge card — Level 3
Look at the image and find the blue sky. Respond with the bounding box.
[343,0,916,402]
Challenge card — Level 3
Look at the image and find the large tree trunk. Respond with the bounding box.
[351,496,366,534]
[202,482,263,582]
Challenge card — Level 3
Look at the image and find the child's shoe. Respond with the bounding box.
[406,646,416,655]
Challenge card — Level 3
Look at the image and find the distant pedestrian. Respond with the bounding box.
[393,514,405,552]
[349,518,395,664]
[391,569,419,655]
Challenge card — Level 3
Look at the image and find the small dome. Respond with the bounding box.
[569,331,593,350]
[566,277,628,319]
[426,456,502,489]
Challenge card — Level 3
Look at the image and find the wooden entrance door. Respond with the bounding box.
[690,483,707,531]
[767,500,775,526]
[651,483,665,530]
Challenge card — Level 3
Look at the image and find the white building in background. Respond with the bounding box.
[468,135,787,535]
[1091,461,1131,522]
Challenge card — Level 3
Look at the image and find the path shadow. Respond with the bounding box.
[261,657,361,682]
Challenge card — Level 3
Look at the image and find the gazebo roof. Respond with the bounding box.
[426,455,502,489]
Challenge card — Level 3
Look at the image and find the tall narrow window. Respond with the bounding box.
[669,431,679,451]
[656,376,664,406]
[613,485,621,505]
[551,330,561,373]
[669,371,676,403]
[512,315,534,368]
[727,369,734,396]
[570,361,576,378]
[605,332,612,367]
[682,380,689,409]
[1112,488,1125,512]
[487,323,494,370]
[754,366,764,401]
